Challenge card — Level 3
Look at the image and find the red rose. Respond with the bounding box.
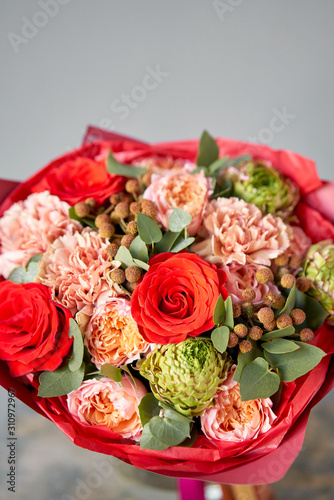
[31,156,125,205]
[131,252,228,344]
[0,281,73,377]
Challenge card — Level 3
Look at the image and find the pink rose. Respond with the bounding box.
[191,197,290,266]
[222,263,279,306]
[77,295,151,368]
[201,368,276,442]
[0,191,82,278]
[143,165,212,236]
[67,375,147,441]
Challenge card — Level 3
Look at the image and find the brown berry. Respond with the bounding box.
[121,234,135,249]
[127,221,138,235]
[99,223,115,239]
[276,267,290,280]
[263,292,275,307]
[257,307,275,324]
[234,324,248,338]
[242,288,256,302]
[142,172,152,187]
[126,281,138,293]
[85,197,96,208]
[290,309,306,326]
[109,193,120,205]
[130,202,141,215]
[110,212,121,224]
[242,302,254,318]
[106,243,119,259]
[228,332,239,348]
[263,320,276,331]
[141,200,156,210]
[95,213,110,228]
[119,192,133,204]
[256,268,274,284]
[74,201,90,218]
[276,314,293,329]
[239,340,253,353]
[125,266,142,283]
[249,326,263,340]
[289,255,303,269]
[296,277,311,292]
[114,202,130,219]
[300,328,314,342]
[274,254,289,267]
[109,268,125,284]
[125,179,139,194]
[232,303,242,318]
[281,274,296,289]
[141,205,157,220]
[271,294,285,310]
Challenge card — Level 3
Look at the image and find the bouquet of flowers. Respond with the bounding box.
[1,127,334,486]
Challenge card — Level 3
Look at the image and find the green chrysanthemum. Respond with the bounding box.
[222,161,299,217]
[304,240,334,325]
[139,338,231,417]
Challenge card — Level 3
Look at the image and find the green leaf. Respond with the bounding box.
[264,341,325,383]
[138,393,160,427]
[133,259,149,271]
[240,357,281,401]
[38,361,85,397]
[27,254,43,265]
[233,342,263,383]
[168,208,192,232]
[261,325,295,341]
[223,296,234,330]
[262,338,299,354]
[211,326,230,353]
[137,213,162,244]
[224,154,252,167]
[170,237,195,253]
[129,235,149,263]
[211,178,233,199]
[213,295,225,325]
[140,405,192,451]
[24,262,40,283]
[7,261,40,284]
[68,206,97,230]
[155,230,181,253]
[107,150,147,177]
[190,167,206,175]
[68,319,84,372]
[197,130,219,168]
[294,289,328,331]
[115,246,135,268]
[208,156,229,175]
[7,267,26,284]
[100,364,122,383]
[276,284,296,317]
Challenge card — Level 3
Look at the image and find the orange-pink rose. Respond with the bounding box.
[67,375,147,441]
[192,197,289,266]
[0,191,82,278]
[201,368,276,442]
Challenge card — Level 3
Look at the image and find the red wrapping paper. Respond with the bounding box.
[0,127,333,484]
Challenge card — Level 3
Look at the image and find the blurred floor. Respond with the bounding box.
[0,388,333,500]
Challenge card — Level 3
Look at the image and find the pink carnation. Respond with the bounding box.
[0,191,82,278]
[143,165,212,236]
[191,197,290,266]
[222,263,279,306]
[136,156,187,174]
[67,375,147,441]
[77,295,151,368]
[201,368,276,442]
[286,225,311,258]
[35,228,123,316]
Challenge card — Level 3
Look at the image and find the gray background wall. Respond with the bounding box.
[1,1,334,499]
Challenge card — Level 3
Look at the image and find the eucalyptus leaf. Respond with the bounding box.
[7,267,26,284]
[208,156,229,175]
[155,230,181,253]
[115,246,135,268]
[213,295,225,325]
[137,213,162,244]
[138,393,160,427]
[8,261,40,284]
[27,254,43,265]
[294,289,328,331]
[38,361,85,397]
[133,259,149,271]
[261,325,295,341]
[211,326,230,353]
[197,130,219,168]
[223,296,234,330]
[68,319,84,372]
[170,237,195,253]
[264,341,325,383]
[224,154,252,167]
[211,178,233,199]
[129,235,149,262]
[239,357,281,401]
[276,284,296,317]
[107,150,147,177]
[168,208,192,232]
[262,338,299,354]
[100,364,122,383]
[233,342,263,383]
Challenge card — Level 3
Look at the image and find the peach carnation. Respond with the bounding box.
[143,165,212,236]
[0,191,82,278]
[191,197,290,266]
[201,368,276,442]
[35,228,123,316]
[136,155,187,174]
[67,375,147,441]
[77,294,150,368]
[222,263,279,306]
[286,225,311,258]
